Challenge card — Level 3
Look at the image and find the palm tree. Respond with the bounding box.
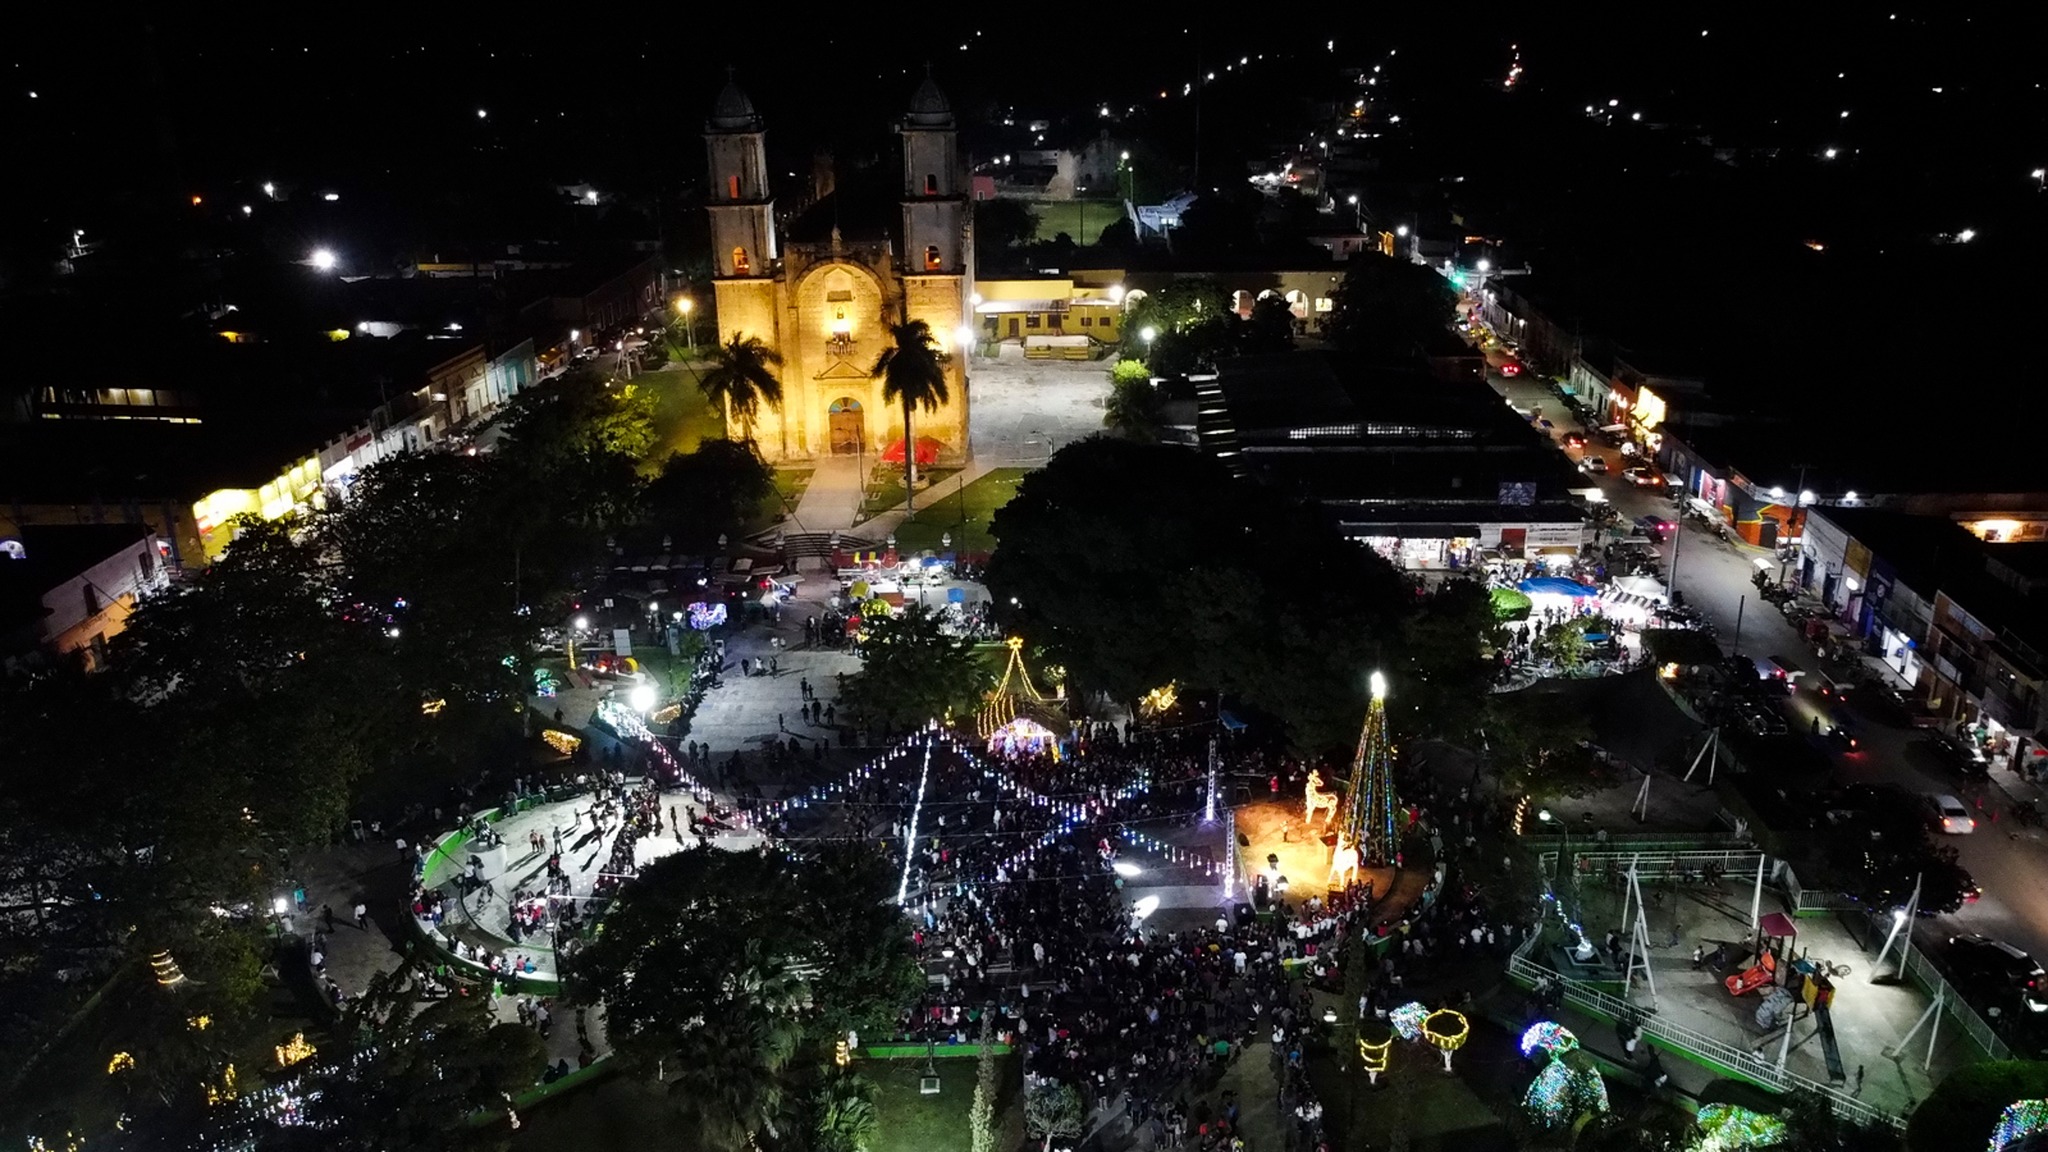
[696,333,786,453]
[870,318,950,516]
[668,1014,793,1149]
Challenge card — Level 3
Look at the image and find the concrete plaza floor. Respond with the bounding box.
[964,352,1112,465]
[1562,875,1976,1118]
[428,791,768,983]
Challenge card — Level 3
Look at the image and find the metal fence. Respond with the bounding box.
[1539,848,1766,884]
[1506,951,1906,1130]
[1895,931,2014,1061]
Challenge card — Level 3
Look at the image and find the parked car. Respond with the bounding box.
[1623,466,1666,488]
[1633,515,1673,543]
[1580,456,1610,475]
[1948,934,2048,1013]
[1929,733,1992,777]
[1499,359,1524,377]
[1928,793,1976,834]
[1562,432,1588,449]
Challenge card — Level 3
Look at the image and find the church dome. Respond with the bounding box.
[708,81,762,132]
[905,74,953,128]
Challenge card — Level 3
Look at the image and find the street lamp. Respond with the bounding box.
[674,296,696,352]
[1140,325,1158,345]
[309,247,337,271]
[628,682,657,713]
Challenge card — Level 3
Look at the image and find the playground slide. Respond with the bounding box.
[1725,951,1777,996]
[1814,1005,1846,1082]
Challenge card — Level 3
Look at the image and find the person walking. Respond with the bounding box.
[354,902,368,930]
[321,904,335,932]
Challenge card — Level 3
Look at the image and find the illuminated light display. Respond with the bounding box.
[107,1052,135,1075]
[687,601,727,630]
[1991,1101,2048,1152]
[151,950,186,987]
[541,729,581,756]
[275,1033,316,1068]
[1523,1054,1608,1126]
[1519,1021,1579,1058]
[1696,1104,1788,1152]
[1339,672,1398,865]
[1390,1002,1429,1041]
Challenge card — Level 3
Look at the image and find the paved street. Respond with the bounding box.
[1490,370,2048,977]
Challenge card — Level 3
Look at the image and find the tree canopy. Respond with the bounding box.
[1324,254,1459,362]
[1103,361,1166,442]
[1908,1062,2048,1152]
[837,603,991,733]
[643,440,777,551]
[986,437,1424,749]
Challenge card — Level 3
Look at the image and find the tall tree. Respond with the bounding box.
[987,437,1412,749]
[642,440,777,551]
[1324,254,1459,363]
[696,333,786,452]
[837,603,991,741]
[1103,361,1165,442]
[870,318,950,514]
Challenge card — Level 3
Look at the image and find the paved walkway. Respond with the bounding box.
[790,455,866,533]
[857,457,1010,540]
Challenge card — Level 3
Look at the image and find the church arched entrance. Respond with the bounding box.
[828,397,865,455]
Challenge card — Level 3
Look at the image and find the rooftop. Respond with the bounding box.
[1676,423,2048,502]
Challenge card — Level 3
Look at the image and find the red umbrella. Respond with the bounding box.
[880,436,943,465]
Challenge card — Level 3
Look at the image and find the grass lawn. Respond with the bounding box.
[1028,199,1122,246]
[892,468,1028,554]
[640,364,726,464]
[508,1055,1022,1152]
[863,466,962,514]
[745,466,812,535]
[867,1052,1022,1152]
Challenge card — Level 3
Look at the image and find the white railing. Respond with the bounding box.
[1897,936,2013,1061]
[1541,848,1766,881]
[1507,952,1905,1130]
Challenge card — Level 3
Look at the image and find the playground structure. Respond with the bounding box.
[1510,834,2004,1129]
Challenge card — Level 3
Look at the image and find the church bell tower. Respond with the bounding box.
[898,71,968,277]
[897,72,972,459]
[705,79,777,281]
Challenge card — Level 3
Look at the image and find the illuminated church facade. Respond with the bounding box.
[704,76,973,463]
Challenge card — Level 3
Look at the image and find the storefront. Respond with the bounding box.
[1880,626,1923,687]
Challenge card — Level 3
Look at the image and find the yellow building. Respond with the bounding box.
[972,276,1124,345]
[705,77,972,462]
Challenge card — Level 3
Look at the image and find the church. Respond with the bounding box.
[704,75,974,464]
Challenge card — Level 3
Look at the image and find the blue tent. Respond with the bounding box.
[1518,577,1599,598]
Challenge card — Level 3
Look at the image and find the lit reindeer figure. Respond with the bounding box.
[1305,768,1340,826]
[1328,831,1360,889]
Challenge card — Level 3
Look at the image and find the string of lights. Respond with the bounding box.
[895,734,936,906]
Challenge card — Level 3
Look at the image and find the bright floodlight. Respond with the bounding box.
[1957,228,1977,243]
[1800,490,1816,505]
[1370,670,1387,700]
[675,297,694,315]
[1396,224,1409,236]
[1538,808,1554,823]
[272,897,290,916]
[1112,861,1142,877]
[573,615,590,631]
[1140,325,1158,343]
[309,248,337,271]
[629,682,657,712]
[1476,258,1491,272]
[955,325,977,350]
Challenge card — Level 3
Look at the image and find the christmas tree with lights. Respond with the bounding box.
[1339,671,1398,866]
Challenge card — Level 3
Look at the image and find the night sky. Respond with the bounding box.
[4,9,2040,393]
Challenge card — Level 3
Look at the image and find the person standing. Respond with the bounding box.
[354,902,369,930]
